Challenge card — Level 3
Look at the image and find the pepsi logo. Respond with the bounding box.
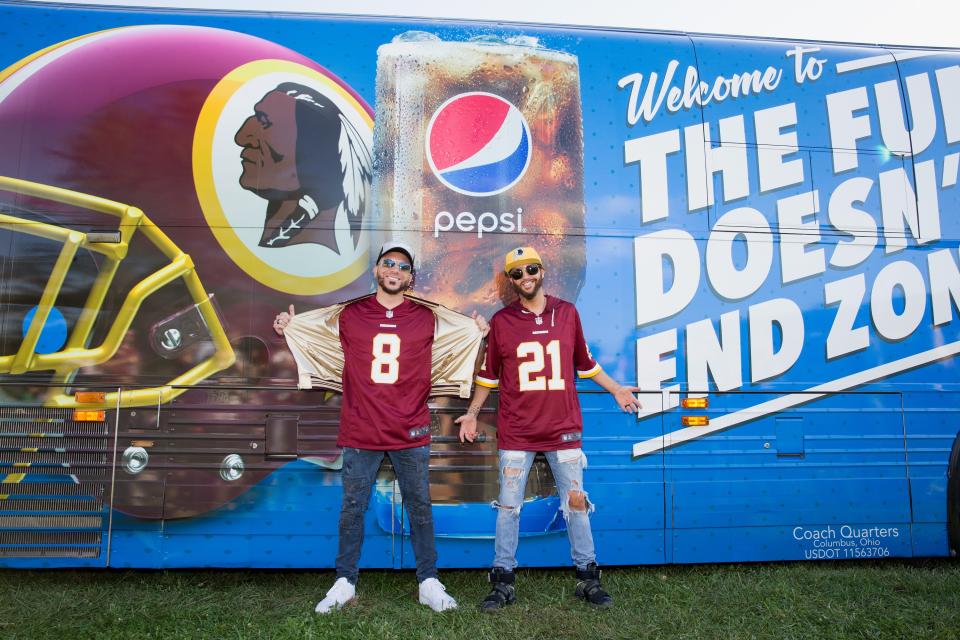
[426,92,531,197]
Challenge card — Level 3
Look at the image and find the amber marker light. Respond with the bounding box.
[681,416,710,427]
[681,397,709,409]
[74,391,106,404]
[73,409,106,422]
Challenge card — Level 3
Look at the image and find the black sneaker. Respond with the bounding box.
[480,567,516,612]
[575,563,613,608]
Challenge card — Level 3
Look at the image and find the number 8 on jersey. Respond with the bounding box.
[371,333,401,384]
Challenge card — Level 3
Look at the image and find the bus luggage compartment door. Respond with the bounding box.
[106,386,348,568]
[666,391,912,563]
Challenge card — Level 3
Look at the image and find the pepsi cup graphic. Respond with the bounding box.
[372,32,585,316]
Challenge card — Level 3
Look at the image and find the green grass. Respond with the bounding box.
[2,561,960,639]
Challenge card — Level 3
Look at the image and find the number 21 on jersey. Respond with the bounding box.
[517,340,566,391]
[372,333,401,384]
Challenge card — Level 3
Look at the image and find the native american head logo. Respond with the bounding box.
[195,60,373,295]
[235,82,371,253]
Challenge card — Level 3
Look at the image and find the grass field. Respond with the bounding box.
[2,560,960,639]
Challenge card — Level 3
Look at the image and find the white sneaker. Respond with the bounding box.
[315,577,356,614]
[418,577,457,612]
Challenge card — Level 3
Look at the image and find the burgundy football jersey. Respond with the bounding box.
[337,296,435,449]
[476,295,601,451]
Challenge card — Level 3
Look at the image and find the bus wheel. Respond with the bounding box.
[948,432,960,557]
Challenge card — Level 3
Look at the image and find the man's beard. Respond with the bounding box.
[512,277,543,301]
[377,273,410,295]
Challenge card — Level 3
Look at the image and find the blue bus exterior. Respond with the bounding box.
[0,0,958,568]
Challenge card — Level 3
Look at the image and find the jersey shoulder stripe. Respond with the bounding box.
[475,375,499,388]
[577,362,602,378]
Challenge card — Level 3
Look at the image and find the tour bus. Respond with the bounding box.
[1,0,959,569]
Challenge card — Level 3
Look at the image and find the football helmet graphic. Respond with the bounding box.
[0,175,235,409]
[0,25,374,400]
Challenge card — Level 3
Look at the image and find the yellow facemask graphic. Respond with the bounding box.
[0,176,235,409]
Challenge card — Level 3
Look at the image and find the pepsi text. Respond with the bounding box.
[433,208,525,238]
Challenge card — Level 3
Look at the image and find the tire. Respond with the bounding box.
[947,432,960,557]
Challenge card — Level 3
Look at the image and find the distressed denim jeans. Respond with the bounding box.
[493,448,596,571]
[336,445,438,584]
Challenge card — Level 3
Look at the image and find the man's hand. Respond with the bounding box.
[471,311,490,337]
[273,304,295,336]
[613,385,642,413]
[455,413,478,443]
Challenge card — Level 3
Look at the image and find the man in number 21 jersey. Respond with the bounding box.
[456,246,642,611]
[275,241,486,614]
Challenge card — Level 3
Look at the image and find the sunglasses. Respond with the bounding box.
[380,258,412,272]
[508,264,541,280]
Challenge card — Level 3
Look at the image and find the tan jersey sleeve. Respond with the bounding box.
[282,303,347,392]
[426,301,485,399]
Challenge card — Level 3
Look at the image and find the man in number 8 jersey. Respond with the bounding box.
[456,247,642,611]
[275,241,485,614]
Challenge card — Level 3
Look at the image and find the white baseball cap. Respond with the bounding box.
[377,241,415,267]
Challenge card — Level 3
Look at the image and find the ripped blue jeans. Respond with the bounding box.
[493,448,596,571]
